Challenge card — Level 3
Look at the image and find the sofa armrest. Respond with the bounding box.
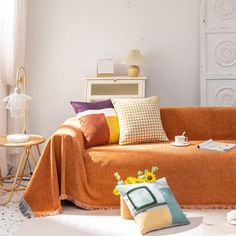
[20,117,86,217]
[53,117,85,153]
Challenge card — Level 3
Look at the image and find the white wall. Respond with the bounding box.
[25,0,200,139]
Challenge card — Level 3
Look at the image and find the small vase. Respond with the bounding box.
[120,197,133,219]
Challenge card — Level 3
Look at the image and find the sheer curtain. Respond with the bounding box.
[0,0,26,176]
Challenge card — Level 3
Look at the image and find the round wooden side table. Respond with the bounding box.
[0,134,45,205]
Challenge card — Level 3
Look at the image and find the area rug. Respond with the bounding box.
[0,187,26,236]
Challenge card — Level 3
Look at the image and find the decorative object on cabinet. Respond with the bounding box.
[2,66,32,142]
[122,49,144,77]
[85,76,147,102]
[200,0,236,106]
[97,59,114,77]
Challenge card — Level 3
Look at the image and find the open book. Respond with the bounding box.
[197,139,236,152]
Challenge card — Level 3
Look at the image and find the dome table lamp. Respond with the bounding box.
[122,49,144,77]
[3,66,32,143]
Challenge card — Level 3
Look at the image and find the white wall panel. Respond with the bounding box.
[200,0,236,106]
[25,0,200,138]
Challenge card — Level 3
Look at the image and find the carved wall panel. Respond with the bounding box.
[215,0,236,19]
[215,40,236,67]
[200,0,236,106]
[215,87,236,106]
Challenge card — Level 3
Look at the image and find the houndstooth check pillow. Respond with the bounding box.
[112,96,168,145]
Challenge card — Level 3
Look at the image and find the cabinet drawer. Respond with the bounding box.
[85,77,146,102]
[91,83,140,96]
[87,80,143,96]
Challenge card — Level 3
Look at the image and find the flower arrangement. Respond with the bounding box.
[113,166,159,196]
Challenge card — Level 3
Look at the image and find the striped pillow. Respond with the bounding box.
[112,96,168,145]
[70,100,119,148]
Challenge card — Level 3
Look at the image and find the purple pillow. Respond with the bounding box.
[70,99,114,114]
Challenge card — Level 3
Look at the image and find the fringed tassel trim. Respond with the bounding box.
[33,208,62,217]
[19,197,62,218]
[19,197,33,218]
[21,194,236,218]
[181,204,236,210]
[60,194,119,211]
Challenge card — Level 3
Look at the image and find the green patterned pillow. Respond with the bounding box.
[117,177,190,234]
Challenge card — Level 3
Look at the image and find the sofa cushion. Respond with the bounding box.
[112,96,168,145]
[117,178,190,234]
[70,100,119,148]
[84,140,236,207]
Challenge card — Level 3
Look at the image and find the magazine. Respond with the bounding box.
[197,139,236,152]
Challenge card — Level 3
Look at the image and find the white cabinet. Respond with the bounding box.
[85,76,147,102]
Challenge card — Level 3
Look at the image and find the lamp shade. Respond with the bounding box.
[3,87,32,118]
[122,49,144,66]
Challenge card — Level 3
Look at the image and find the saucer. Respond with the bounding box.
[170,142,190,147]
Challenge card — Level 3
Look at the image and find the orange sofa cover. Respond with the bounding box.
[20,107,236,217]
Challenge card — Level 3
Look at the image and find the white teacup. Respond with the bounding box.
[175,135,188,145]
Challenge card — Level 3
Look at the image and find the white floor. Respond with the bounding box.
[16,204,236,236]
[1,186,236,236]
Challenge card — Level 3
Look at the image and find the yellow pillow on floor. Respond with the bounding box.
[117,178,190,234]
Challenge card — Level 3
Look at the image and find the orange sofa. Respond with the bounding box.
[20,107,236,217]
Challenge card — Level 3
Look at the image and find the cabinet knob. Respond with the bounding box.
[113,79,117,82]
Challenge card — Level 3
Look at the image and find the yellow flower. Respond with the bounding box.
[113,187,120,196]
[144,172,156,183]
[137,176,146,183]
[124,176,138,185]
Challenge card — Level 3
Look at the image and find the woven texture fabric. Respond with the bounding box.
[112,96,168,145]
[20,107,236,217]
